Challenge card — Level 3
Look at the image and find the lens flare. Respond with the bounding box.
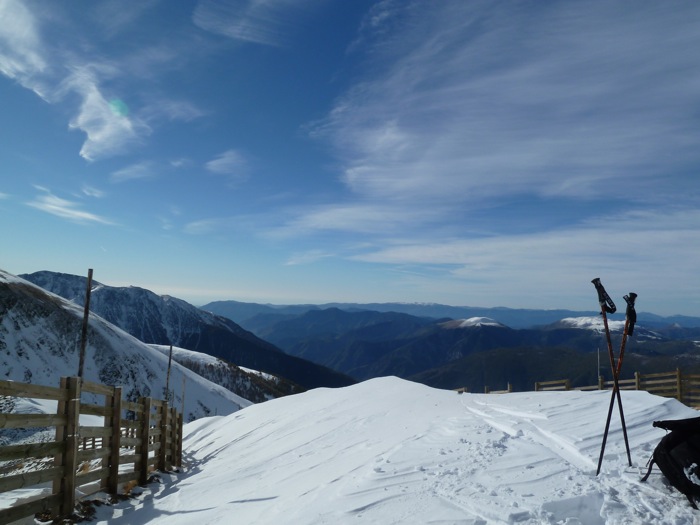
[109,98,129,117]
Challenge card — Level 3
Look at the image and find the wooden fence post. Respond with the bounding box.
[534,382,541,391]
[106,386,122,494]
[159,402,169,471]
[58,377,80,517]
[598,376,604,390]
[169,406,177,470]
[176,411,184,468]
[635,371,641,390]
[677,368,683,401]
[139,397,152,485]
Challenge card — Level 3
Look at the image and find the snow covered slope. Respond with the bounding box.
[149,344,303,402]
[93,377,699,524]
[0,269,249,422]
[21,270,354,389]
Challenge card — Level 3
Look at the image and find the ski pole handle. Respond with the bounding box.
[591,278,617,314]
[624,293,637,336]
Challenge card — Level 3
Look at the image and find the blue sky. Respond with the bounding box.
[1,0,699,316]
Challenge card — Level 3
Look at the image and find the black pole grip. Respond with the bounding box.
[591,278,617,314]
[624,293,637,336]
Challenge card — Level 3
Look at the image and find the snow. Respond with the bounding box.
[0,269,250,421]
[441,317,506,329]
[90,376,700,524]
[560,316,627,332]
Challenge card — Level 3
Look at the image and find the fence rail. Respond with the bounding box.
[458,369,700,409]
[0,377,183,525]
[533,369,697,407]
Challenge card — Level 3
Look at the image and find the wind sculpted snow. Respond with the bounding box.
[92,377,700,524]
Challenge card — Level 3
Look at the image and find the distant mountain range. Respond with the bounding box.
[13,271,700,398]
[20,271,354,390]
[203,300,700,391]
[201,299,700,330]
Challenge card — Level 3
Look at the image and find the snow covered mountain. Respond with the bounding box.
[20,271,354,390]
[0,269,249,422]
[439,317,507,329]
[89,376,700,524]
[149,344,303,403]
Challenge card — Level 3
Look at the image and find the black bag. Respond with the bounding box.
[642,416,700,508]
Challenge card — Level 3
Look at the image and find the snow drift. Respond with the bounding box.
[92,376,700,524]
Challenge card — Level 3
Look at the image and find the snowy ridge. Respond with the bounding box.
[559,316,627,332]
[440,317,507,329]
[0,269,250,422]
[149,344,302,402]
[91,376,700,524]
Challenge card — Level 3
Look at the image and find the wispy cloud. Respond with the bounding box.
[0,2,166,161]
[205,149,248,185]
[111,162,156,183]
[0,0,49,97]
[26,186,115,225]
[183,218,224,235]
[89,0,159,39]
[59,66,151,161]
[141,99,207,124]
[192,0,316,47]
[310,1,700,218]
[81,185,105,198]
[285,249,334,266]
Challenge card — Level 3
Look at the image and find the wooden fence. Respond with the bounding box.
[456,369,700,409]
[532,369,700,408]
[0,377,183,525]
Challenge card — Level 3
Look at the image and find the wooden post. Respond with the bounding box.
[139,397,152,485]
[484,386,490,393]
[169,406,177,470]
[565,379,571,391]
[598,375,604,390]
[181,374,186,417]
[59,377,81,517]
[159,402,169,471]
[534,382,540,391]
[78,269,93,380]
[507,383,512,393]
[677,368,683,402]
[107,386,122,494]
[176,411,184,468]
[635,371,641,390]
[165,345,173,403]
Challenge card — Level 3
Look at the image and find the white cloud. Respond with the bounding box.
[0,3,153,161]
[141,99,207,124]
[313,1,700,207]
[285,249,334,266]
[81,185,105,198]
[111,162,156,183]
[206,149,245,174]
[205,149,248,185]
[60,66,151,161]
[26,187,114,225]
[183,218,223,235]
[0,0,49,97]
[192,0,316,47]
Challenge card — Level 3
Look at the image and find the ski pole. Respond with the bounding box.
[592,279,633,474]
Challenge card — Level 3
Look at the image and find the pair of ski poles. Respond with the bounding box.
[591,278,637,476]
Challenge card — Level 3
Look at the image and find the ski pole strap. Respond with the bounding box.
[624,293,637,336]
[591,278,617,314]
